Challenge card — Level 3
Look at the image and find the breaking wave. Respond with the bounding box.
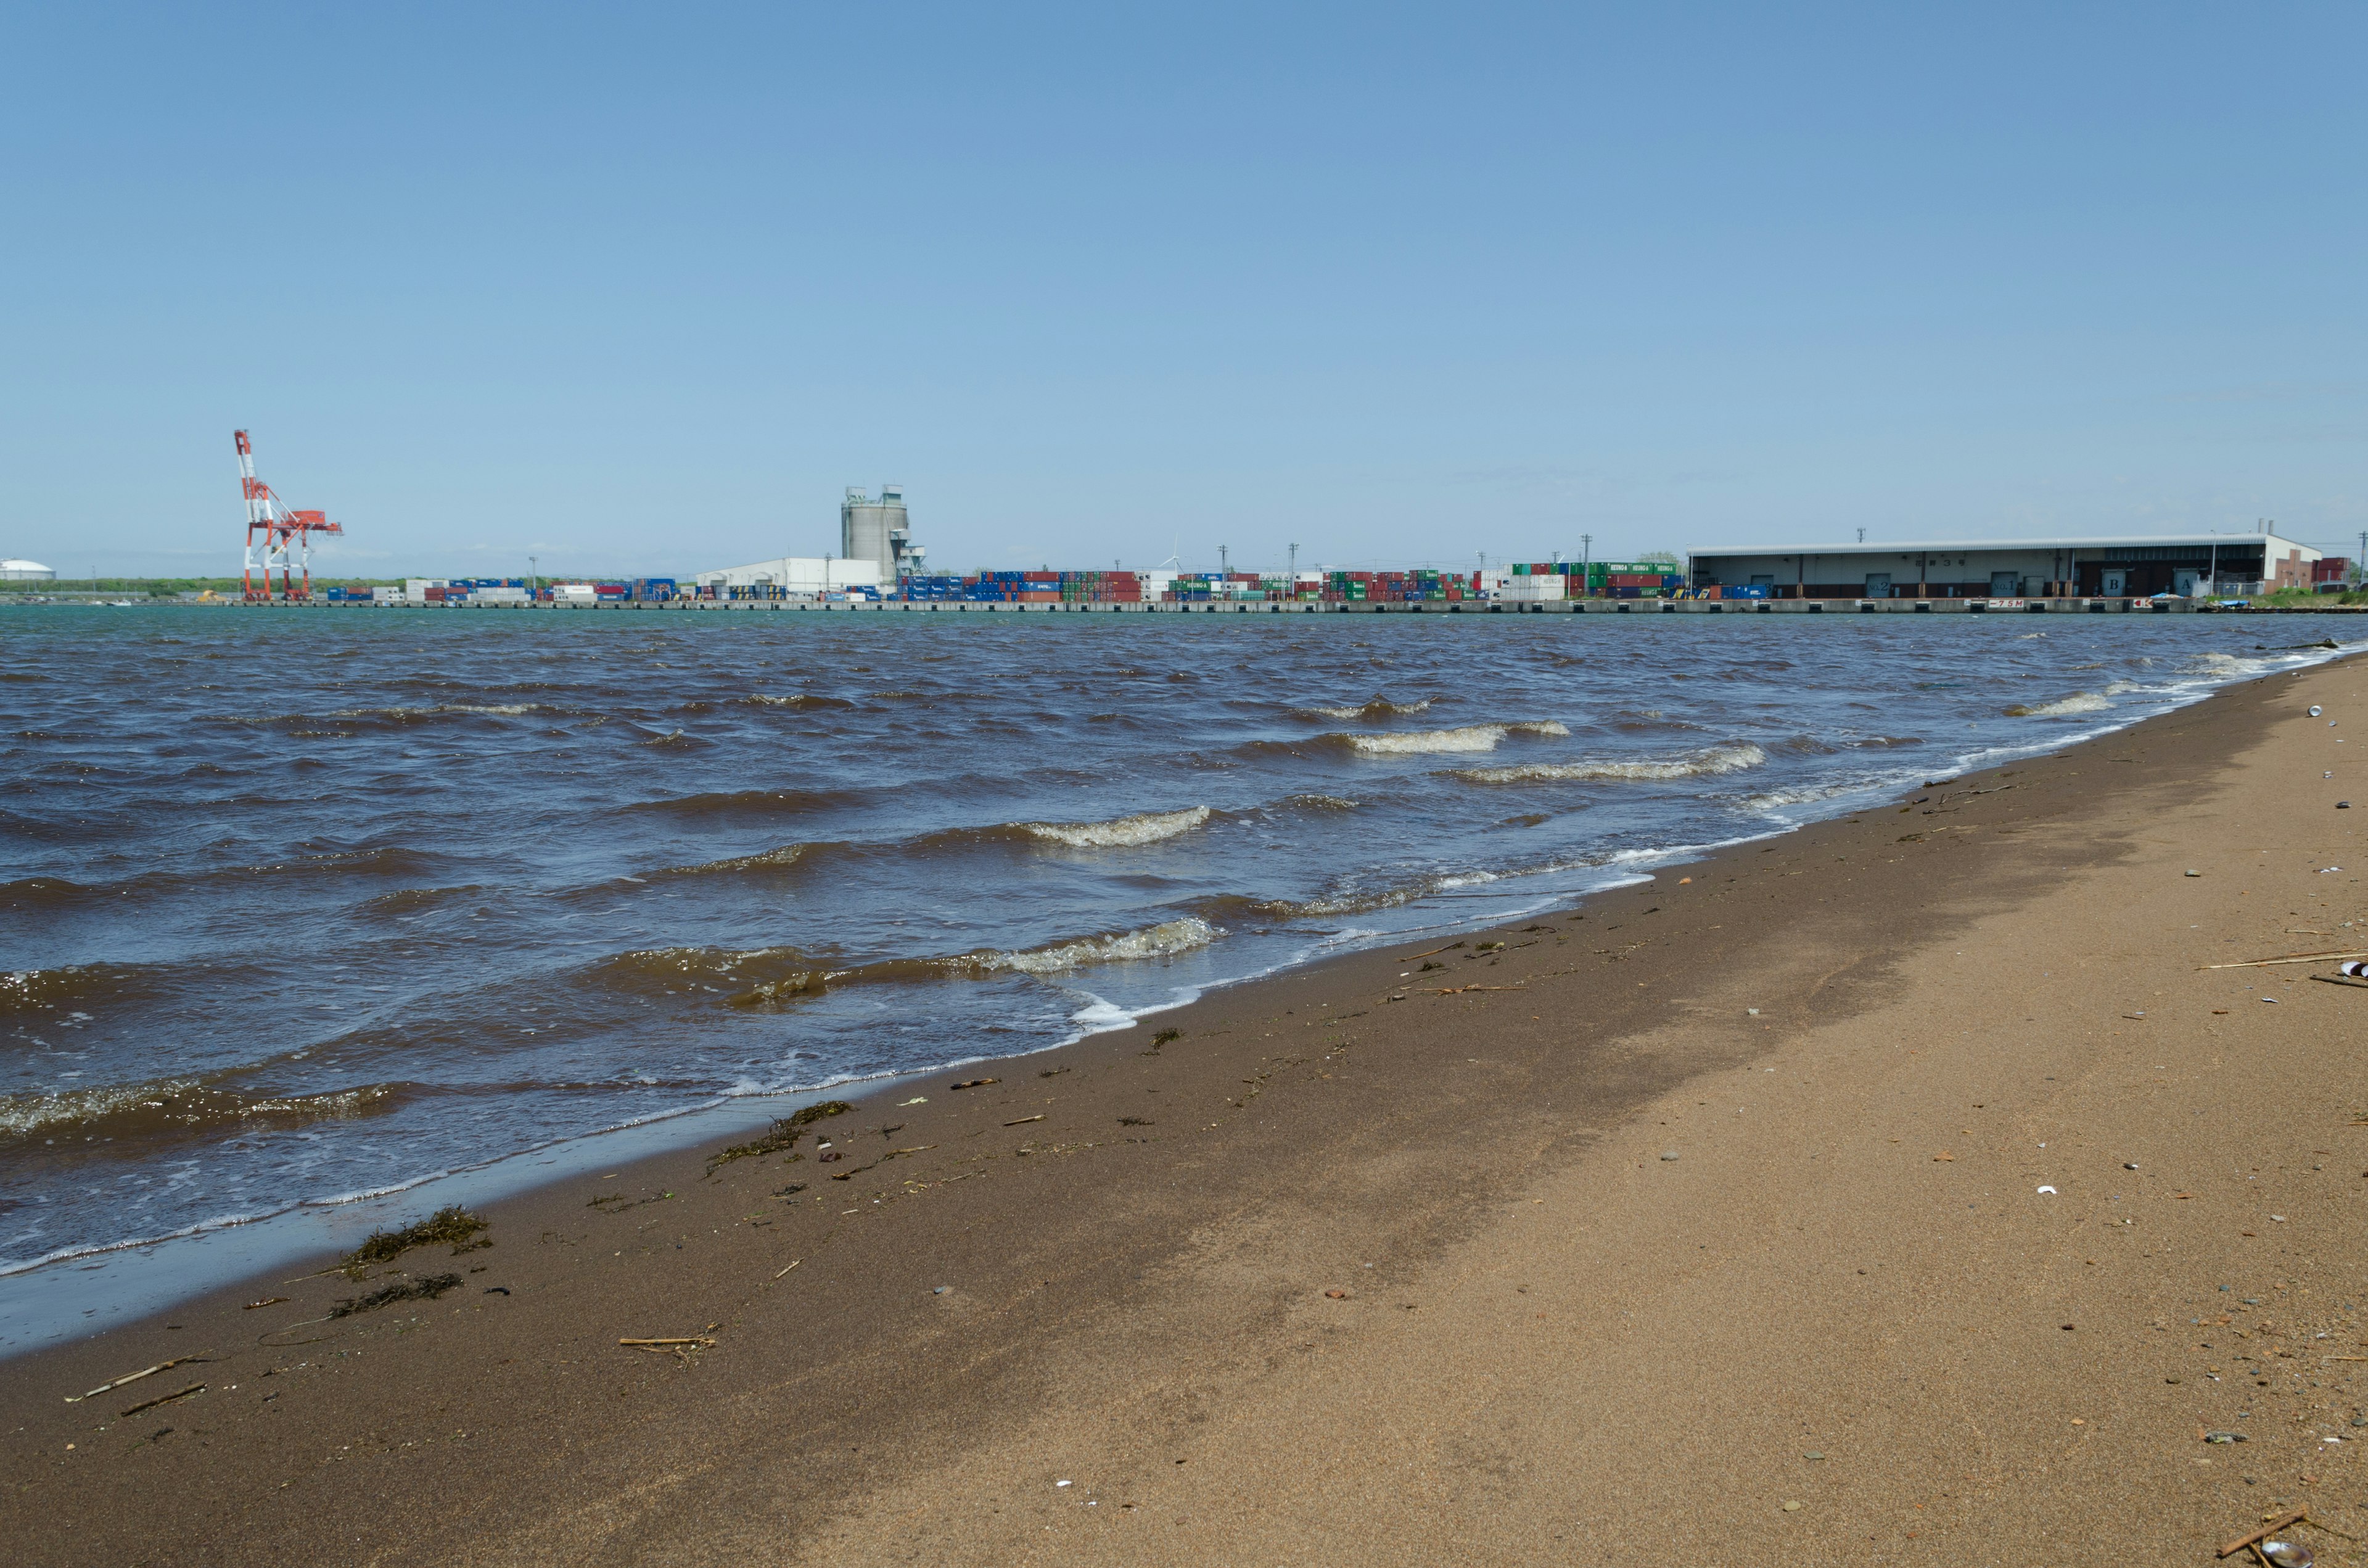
[1454,742,1768,784]
[1,1078,403,1146]
[2004,692,2111,718]
[1334,721,1568,755]
[1018,806,1212,848]
[585,916,1221,1004]
[974,917,1219,974]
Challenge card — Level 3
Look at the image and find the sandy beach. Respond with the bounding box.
[6,653,2364,1566]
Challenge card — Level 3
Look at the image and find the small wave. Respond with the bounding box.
[1336,721,1568,755]
[361,885,483,917]
[1285,794,1359,812]
[661,843,818,877]
[743,693,857,710]
[974,917,1219,974]
[1217,882,1431,920]
[2004,692,2111,718]
[329,702,549,720]
[1018,807,1212,848]
[584,945,831,1008]
[1295,696,1434,721]
[1,960,173,1019]
[1,876,100,912]
[1454,742,1768,784]
[1741,775,1898,811]
[0,1077,401,1144]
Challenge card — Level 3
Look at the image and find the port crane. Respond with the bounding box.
[236,430,343,601]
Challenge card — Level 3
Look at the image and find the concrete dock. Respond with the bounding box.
[501,594,2210,615]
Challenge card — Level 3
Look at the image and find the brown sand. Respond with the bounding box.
[6,656,2365,1566]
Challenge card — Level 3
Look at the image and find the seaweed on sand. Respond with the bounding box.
[330,1273,464,1318]
[341,1205,490,1278]
[708,1100,852,1173]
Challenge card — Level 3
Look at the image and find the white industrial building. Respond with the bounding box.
[1685,530,2320,600]
[692,557,885,593]
[1,559,56,582]
[694,484,924,593]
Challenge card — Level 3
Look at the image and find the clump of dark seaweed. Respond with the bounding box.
[341,1205,489,1278]
[331,1273,463,1318]
[709,1100,852,1173]
[1150,1027,1182,1046]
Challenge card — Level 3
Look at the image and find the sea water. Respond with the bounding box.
[1,604,2356,1347]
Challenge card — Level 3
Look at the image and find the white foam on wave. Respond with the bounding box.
[0,1078,199,1138]
[1740,771,1914,813]
[1020,805,1212,848]
[1455,741,1768,784]
[1342,721,1567,755]
[981,917,1221,975]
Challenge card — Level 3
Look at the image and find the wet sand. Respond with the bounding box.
[6,655,2365,1566]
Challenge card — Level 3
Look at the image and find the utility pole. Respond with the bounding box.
[1857,528,1866,544]
[1219,544,1230,576]
[2356,530,2365,591]
[529,556,538,603]
[1580,533,1592,597]
[1288,543,1297,575]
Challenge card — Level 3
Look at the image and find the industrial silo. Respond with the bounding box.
[841,485,921,580]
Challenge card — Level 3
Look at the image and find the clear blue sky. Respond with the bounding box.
[5,2,2362,578]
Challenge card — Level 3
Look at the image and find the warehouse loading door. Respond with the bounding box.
[1989,570,2019,597]
[1864,573,1891,599]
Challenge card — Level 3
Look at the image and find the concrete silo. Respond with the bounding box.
[841,485,925,581]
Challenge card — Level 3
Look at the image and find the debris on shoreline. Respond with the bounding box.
[708,1101,853,1172]
[341,1205,489,1278]
[331,1272,464,1317]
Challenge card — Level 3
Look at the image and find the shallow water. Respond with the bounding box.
[1,605,2356,1326]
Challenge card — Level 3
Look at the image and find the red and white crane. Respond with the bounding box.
[236,430,343,602]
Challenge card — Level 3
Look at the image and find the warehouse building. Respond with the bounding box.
[1685,530,2319,600]
[692,556,884,594]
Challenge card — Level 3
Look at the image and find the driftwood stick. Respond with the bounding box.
[618,1337,716,1348]
[118,1382,205,1418]
[67,1354,208,1403]
[2202,951,2368,971]
[2218,1509,2307,1559]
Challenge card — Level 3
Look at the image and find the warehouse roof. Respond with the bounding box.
[1685,533,2315,557]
